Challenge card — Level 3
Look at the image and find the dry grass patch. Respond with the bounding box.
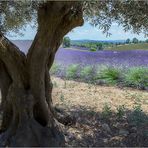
[52,76,148,147]
[52,76,148,113]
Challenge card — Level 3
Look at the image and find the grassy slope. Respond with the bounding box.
[106,43,148,50]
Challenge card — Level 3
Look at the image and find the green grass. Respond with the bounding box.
[124,67,148,89]
[106,43,148,50]
[102,103,112,118]
[80,66,94,81]
[51,63,148,90]
[50,63,60,74]
[66,64,80,79]
[95,66,121,85]
[116,105,125,119]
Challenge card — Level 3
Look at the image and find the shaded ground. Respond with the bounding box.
[0,76,147,146]
[52,76,148,147]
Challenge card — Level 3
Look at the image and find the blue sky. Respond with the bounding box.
[9,22,146,41]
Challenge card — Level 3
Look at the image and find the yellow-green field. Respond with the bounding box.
[107,43,148,50]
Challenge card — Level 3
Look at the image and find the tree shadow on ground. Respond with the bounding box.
[0,101,147,147]
[56,105,148,147]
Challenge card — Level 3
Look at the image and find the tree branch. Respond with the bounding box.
[0,33,28,87]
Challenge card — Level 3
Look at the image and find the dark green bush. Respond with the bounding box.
[90,47,97,51]
[63,36,71,48]
[95,66,121,85]
[124,67,148,89]
[66,64,80,79]
[80,66,94,81]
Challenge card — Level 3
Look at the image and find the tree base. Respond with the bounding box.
[0,86,65,147]
[0,118,65,147]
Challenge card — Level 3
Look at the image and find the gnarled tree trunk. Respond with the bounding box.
[0,2,83,147]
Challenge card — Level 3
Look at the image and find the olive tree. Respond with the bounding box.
[0,0,148,147]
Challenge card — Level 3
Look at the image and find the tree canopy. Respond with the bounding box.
[132,37,139,43]
[1,0,148,36]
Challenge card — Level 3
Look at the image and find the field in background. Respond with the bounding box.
[55,48,148,68]
[107,43,148,50]
[52,76,148,147]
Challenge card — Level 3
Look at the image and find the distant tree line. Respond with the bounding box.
[125,38,148,44]
[62,36,148,51]
[63,36,104,51]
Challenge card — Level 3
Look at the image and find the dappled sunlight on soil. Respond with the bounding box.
[52,76,148,147]
[52,76,148,113]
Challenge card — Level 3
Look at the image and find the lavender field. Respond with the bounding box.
[55,48,148,68]
[12,40,148,68]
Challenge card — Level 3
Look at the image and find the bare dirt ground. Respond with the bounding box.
[52,76,148,147]
[0,76,147,146]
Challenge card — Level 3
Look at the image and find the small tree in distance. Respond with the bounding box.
[145,39,148,43]
[63,37,71,48]
[132,38,139,44]
[96,42,104,50]
[126,38,130,44]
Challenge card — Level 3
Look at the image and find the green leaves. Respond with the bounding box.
[83,1,148,36]
[124,67,148,89]
[96,66,121,85]
[1,1,148,36]
[0,1,37,35]
[63,37,71,48]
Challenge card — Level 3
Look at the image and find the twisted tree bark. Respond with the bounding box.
[0,1,83,147]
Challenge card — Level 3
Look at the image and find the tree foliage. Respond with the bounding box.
[132,37,139,44]
[0,1,37,35]
[0,0,148,36]
[63,36,71,48]
[126,38,130,44]
[83,0,148,36]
